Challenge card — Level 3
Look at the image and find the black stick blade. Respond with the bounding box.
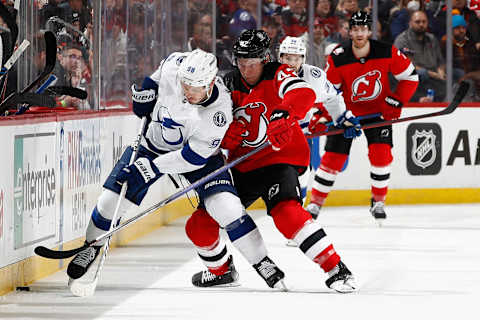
[449,81,470,110]
[34,244,88,260]
[47,86,88,99]
[20,31,57,94]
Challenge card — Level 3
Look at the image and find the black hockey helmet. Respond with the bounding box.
[232,29,271,61]
[349,11,372,29]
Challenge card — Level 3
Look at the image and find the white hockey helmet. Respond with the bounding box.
[279,36,307,60]
[178,49,218,88]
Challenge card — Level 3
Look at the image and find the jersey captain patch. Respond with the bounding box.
[213,111,227,127]
[351,70,382,102]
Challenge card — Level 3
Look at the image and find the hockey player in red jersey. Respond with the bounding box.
[186,29,358,293]
[307,11,419,225]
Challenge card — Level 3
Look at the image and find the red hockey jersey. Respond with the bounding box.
[224,62,316,172]
[325,40,418,116]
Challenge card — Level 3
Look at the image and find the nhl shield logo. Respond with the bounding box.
[406,123,442,175]
[411,130,436,169]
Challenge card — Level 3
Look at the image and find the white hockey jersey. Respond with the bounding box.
[142,52,233,174]
[297,63,346,130]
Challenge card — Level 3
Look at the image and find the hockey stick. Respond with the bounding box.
[0,40,30,102]
[306,81,470,139]
[35,140,273,260]
[0,1,18,100]
[35,82,470,260]
[15,75,57,115]
[300,112,382,131]
[0,31,56,114]
[68,117,148,297]
[35,74,57,93]
[46,86,88,99]
[0,39,29,77]
[9,92,57,107]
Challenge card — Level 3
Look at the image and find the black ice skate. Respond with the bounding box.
[325,260,357,293]
[253,256,287,290]
[370,198,387,226]
[67,243,102,280]
[192,256,240,287]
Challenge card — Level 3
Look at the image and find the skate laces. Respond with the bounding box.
[256,260,277,279]
[72,247,97,268]
[371,200,385,213]
[201,270,218,283]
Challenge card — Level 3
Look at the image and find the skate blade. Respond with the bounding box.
[273,279,288,292]
[285,240,297,247]
[68,277,98,297]
[330,278,358,293]
[195,280,241,288]
[215,281,241,288]
[375,218,386,227]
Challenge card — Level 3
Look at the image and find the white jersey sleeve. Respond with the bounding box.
[302,64,346,122]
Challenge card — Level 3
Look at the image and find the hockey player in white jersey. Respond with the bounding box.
[278,36,360,221]
[67,49,285,289]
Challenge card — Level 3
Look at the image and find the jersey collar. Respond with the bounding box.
[199,84,219,107]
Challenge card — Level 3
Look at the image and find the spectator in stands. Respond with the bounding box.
[389,0,425,41]
[335,0,359,20]
[470,0,480,18]
[55,40,86,108]
[315,0,339,38]
[394,10,446,102]
[59,0,91,32]
[440,15,480,83]
[229,0,258,38]
[189,12,233,72]
[309,17,329,68]
[448,12,480,102]
[325,17,350,47]
[262,17,283,61]
[39,0,64,28]
[378,0,399,42]
[281,0,308,37]
[216,0,238,39]
[429,0,480,49]
[188,13,213,52]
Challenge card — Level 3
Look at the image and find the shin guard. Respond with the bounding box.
[368,144,392,202]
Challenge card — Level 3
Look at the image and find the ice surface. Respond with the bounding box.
[1,204,479,320]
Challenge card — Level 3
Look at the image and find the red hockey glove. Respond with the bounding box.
[267,109,293,151]
[308,109,330,134]
[220,120,247,151]
[382,96,403,120]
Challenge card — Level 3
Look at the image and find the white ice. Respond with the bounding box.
[1,204,480,320]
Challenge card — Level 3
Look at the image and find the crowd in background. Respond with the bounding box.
[2,0,480,111]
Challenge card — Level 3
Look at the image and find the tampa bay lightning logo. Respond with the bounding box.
[160,117,184,145]
[154,107,185,145]
[310,67,322,78]
[213,111,227,127]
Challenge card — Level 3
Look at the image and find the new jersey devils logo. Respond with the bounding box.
[234,102,268,147]
[351,70,382,102]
